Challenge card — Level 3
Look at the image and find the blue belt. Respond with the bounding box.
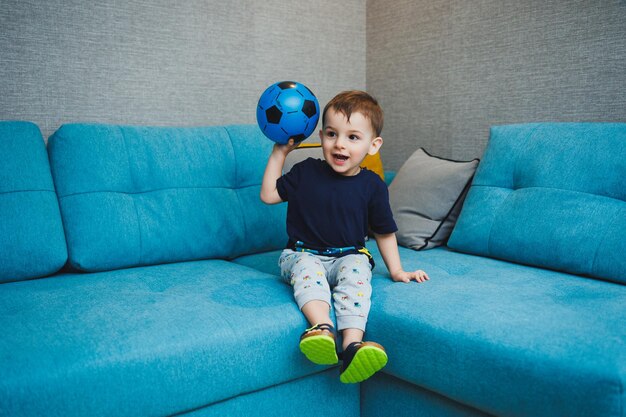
[294,240,357,256]
[291,240,375,269]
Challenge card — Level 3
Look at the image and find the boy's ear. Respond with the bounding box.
[319,129,324,141]
[368,136,383,155]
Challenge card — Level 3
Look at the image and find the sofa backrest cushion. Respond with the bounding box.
[0,121,68,282]
[48,124,286,272]
[448,123,626,285]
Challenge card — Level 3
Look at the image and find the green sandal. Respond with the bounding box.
[299,323,339,365]
[339,341,388,384]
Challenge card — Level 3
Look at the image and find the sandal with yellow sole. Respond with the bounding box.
[299,323,339,365]
[339,341,388,384]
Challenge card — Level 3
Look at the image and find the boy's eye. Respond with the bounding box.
[326,131,337,138]
[349,135,360,141]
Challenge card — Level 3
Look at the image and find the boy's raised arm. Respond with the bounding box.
[260,139,297,205]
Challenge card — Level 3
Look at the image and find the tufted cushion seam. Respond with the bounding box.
[473,184,626,204]
[223,126,250,246]
[119,126,144,265]
[510,123,542,191]
[55,184,260,199]
[590,213,621,278]
[486,190,515,255]
[0,189,57,196]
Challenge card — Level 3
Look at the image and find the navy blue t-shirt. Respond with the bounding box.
[276,158,398,249]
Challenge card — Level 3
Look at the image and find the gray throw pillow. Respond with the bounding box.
[389,148,479,250]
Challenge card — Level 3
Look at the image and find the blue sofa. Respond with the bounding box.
[1,121,624,417]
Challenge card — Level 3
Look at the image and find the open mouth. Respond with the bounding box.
[333,153,349,162]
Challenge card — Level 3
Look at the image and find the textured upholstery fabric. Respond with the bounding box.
[0,121,67,282]
[0,259,326,417]
[448,123,626,284]
[48,124,286,272]
[185,368,359,417]
[364,244,626,417]
[362,373,489,417]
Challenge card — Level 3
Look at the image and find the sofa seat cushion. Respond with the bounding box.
[0,260,321,417]
[365,244,626,417]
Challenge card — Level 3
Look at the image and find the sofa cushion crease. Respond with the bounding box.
[179,368,359,417]
[362,373,493,417]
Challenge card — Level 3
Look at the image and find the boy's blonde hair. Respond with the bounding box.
[322,90,384,137]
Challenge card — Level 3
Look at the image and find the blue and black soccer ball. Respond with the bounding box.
[256,81,320,144]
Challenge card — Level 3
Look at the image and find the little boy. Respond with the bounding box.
[260,90,429,383]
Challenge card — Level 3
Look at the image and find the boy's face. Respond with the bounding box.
[319,109,383,176]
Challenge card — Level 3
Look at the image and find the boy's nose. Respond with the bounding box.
[335,135,347,148]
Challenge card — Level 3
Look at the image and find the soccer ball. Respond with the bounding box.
[256,81,320,144]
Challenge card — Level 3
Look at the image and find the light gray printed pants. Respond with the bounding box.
[279,249,372,331]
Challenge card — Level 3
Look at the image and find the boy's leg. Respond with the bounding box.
[279,250,338,365]
[342,328,364,351]
[328,254,372,349]
[329,254,387,383]
[279,250,332,315]
[301,300,333,327]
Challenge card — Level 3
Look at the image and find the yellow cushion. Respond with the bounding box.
[296,142,385,181]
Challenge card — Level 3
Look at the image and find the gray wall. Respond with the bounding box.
[2,1,625,169]
[367,0,626,169]
[0,0,365,140]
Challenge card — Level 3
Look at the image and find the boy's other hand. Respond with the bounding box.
[392,269,430,284]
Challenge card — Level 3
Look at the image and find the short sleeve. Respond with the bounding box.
[276,158,307,202]
[368,177,398,234]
